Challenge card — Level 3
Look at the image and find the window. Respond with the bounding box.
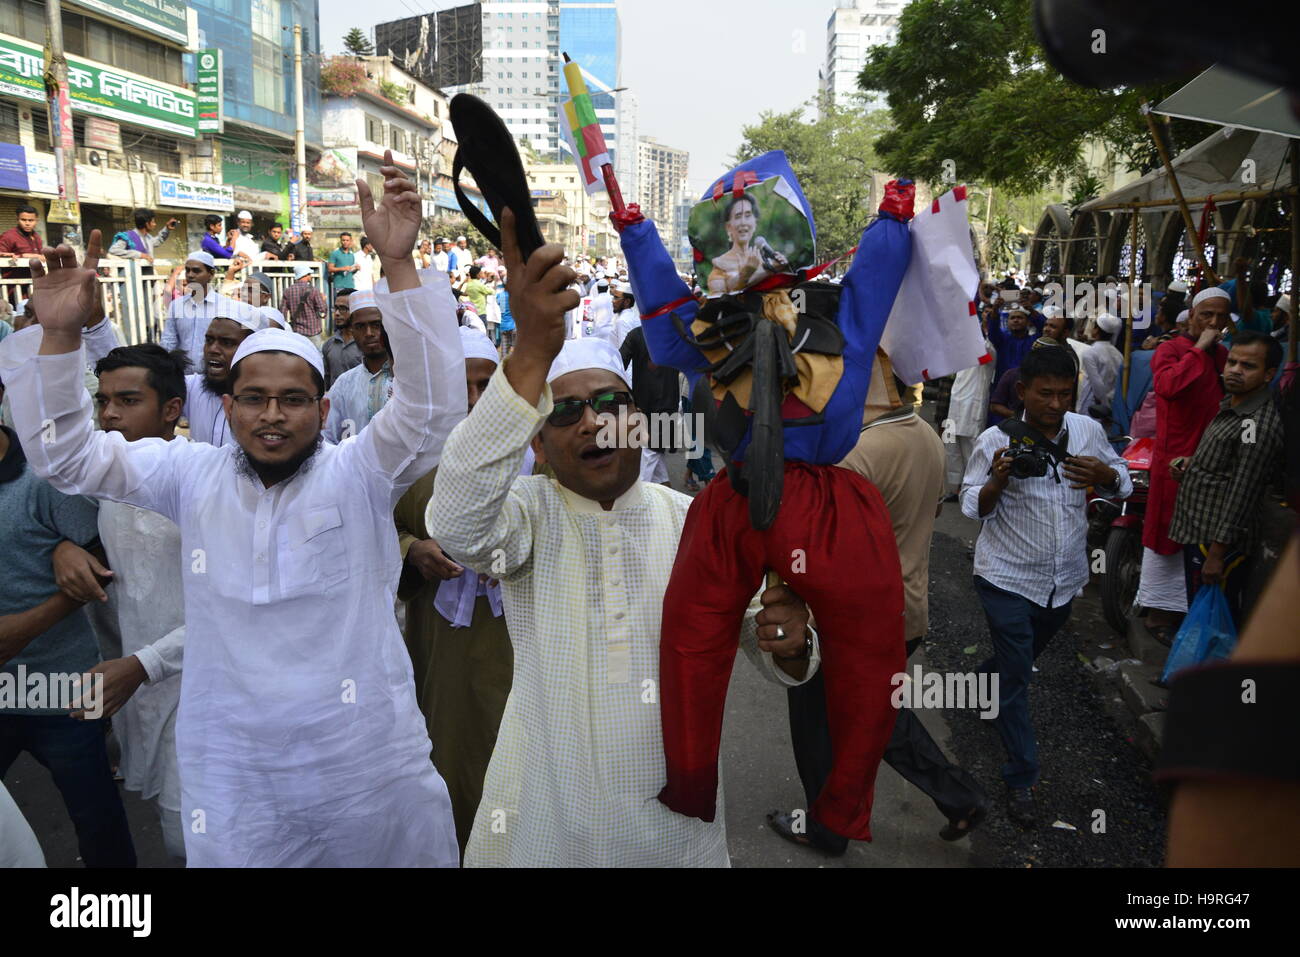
[365,114,384,145]
[251,0,284,111]
[390,127,406,154]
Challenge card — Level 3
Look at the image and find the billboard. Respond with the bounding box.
[375,5,482,90]
[66,0,190,47]
[0,35,197,139]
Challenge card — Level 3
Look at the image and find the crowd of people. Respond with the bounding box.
[0,159,1294,869]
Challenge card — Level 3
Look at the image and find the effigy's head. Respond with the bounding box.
[690,151,817,299]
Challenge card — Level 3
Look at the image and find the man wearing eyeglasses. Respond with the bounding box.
[0,154,465,867]
[323,290,392,444]
[426,209,819,867]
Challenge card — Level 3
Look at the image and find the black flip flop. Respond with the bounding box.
[449,94,545,263]
[939,804,987,842]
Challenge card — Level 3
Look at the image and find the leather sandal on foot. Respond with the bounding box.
[765,809,847,857]
[939,804,987,841]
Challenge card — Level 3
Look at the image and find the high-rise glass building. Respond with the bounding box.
[559,0,619,170]
[191,0,323,227]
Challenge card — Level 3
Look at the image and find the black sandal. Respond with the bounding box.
[939,804,987,841]
[448,94,545,264]
[765,809,848,857]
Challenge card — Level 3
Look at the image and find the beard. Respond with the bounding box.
[201,372,232,397]
[234,434,322,488]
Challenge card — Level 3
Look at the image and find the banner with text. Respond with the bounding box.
[0,34,198,139]
[66,0,190,47]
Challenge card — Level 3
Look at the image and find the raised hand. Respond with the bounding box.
[31,230,105,354]
[357,149,421,264]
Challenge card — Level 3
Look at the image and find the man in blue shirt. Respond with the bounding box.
[987,304,1044,383]
[200,214,235,260]
[0,410,136,866]
[327,232,359,306]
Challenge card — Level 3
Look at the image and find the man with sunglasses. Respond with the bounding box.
[323,290,392,444]
[0,154,465,867]
[427,209,819,867]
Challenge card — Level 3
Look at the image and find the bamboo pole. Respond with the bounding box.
[1085,186,1298,213]
[1142,106,1220,285]
[1291,141,1299,363]
[1123,209,1137,395]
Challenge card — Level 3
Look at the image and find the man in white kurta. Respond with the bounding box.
[1,175,464,867]
[427,337,821,867]
[182,298,265,448]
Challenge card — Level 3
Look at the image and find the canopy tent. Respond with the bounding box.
[1078,126,1295,213]
[1151,66,1300,141]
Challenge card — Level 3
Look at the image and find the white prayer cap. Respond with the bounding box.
[15,298,28,314]
[439,237,450,244]
[186,250,216,268]
[231,327,325,378]
[1192,287,1231,307]
[211,297,262,332]
[293,263,313,279]
[1041,304,1064,319]
[1176,309,1190,324]
[546,338,630,387]
[301,224,313,233]
[1167,280,1188,294]
[1096,312,1121,335]
[1275,294,1292,316]
[456,235,466,242]
[348,290,380,316]
[259,305,286,329]
[1007,304,1030,317]
[237,210,253,220]
[459,326,499,364]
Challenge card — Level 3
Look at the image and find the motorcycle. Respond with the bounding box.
[1087,436,1152,635]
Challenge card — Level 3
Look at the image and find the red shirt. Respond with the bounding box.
[0,227,43,279]
[1143,334,1227,553]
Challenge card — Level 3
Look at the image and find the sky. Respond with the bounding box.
[318,0,836,195]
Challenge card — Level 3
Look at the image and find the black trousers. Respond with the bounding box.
[787,638,986,849]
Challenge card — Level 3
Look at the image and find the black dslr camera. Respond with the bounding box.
[997,419,1068,481]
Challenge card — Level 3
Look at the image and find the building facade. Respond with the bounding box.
[636,135,689,258]
[0,0,327,255]
[316,57,445,242]
[819,0,910,114]
[192,0,323,235]
[0,0,207,255]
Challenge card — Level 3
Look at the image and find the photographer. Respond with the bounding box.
[960,346,1131,827]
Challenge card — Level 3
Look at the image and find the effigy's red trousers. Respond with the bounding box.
[657,462,905,841]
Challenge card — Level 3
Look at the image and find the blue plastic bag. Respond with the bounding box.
[1160,585,1238,684]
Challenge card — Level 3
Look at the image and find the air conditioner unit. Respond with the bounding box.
[77,148,106,168]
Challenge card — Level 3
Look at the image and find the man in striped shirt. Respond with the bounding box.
[1168,331,1285,626]
[961,346,1131,827]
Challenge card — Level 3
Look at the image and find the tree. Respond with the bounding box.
[858,0,1201,194]
[342,27,373,57]
[732,93,891,260]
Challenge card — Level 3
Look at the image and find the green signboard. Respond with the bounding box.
[66,0,190,47]
[0,34,198,139]
[196,49,222,133]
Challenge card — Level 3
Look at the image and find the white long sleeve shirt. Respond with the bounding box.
[180,374,237,447]
[426,362,820,867]
[161,288,225,374]
[97,496,186,811]
[961,411,1132,607]
[0,271,467,868]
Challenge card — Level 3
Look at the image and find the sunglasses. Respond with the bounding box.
[546,390,634,428]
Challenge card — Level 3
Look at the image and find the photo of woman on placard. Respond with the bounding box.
[707,192,792,295]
